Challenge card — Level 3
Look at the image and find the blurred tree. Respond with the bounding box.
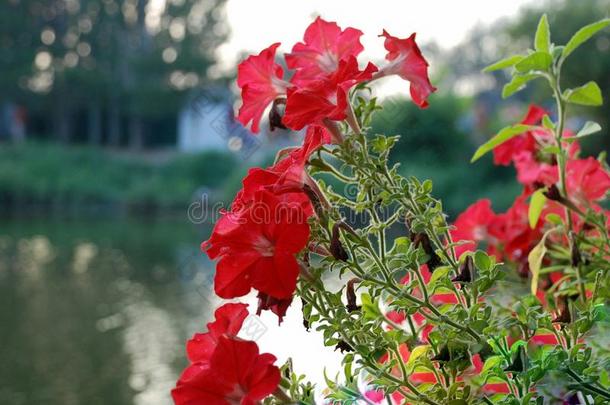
[0,0,229,148]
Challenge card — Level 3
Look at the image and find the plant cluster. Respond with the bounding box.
[172,15,610,405]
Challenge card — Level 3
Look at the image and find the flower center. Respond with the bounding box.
[253,236,275,257]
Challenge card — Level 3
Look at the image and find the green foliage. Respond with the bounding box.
[0,142,237,210]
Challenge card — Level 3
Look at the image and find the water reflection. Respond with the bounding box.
[0,218,344,404]
[0,218,212,405]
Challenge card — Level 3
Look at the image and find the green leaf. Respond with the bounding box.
[575,121,602,138]
[529,231,552,295]
[515,51,552,72]
[482,355,504,373]
[407,345,430,370]
[542,114,554,130]
[563,81,603,106]
[474,250,492,272]
[535,14,551,53]
[562,18,610,60]
[471,124,532,162]
[483,55,524,72]
[502,73,541,98]
[545,213,563,225]
[529,189,547,229]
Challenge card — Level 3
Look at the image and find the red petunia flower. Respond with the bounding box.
[173,303,281,405]
[450,199,497,259]
[565,157,610,204]
[513,150,557,189]
[493,104,547,166]
[285,17,364,85]
[237,43,290,133]
[283,56,377,130]
[204,190,310,300]
[375,30,436,108]
[173,336,280,405]
[488,193,543,264]
[232,125,331,211]
[186,303,249,365]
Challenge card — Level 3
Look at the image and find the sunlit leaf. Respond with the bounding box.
[562,18,610,60]
[563,81,603,106]
[529,189,547,229]
[535,14,551,53]
[515,51,552,72]
[502,73,542,98]
[483,55,524,72]
[575,121,602,138]
[471,124,532,162]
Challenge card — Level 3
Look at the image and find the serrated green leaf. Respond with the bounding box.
[483,55,524,72]
[515,51,552,72]
[563,81,603,106]
[529,189,547,229]
[562,18,610,60]
[575,120,602,138]
[471,124,532,162]
[502,73,541,98]
[535,14,551,52]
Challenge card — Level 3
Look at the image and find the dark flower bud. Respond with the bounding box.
[452,255,473,284]
[268,98,287,131]
[301,297,310,331]
[431,346,451,362]
[330,222,349,262]
[504,346,525,373]
[257,292,292,324]
[345,278,361,312]
[552,295,571,324]
[543,184,562,202]
[413,233,442,271]
[569,232,581,268]
[335,340,354,353]
[302,183,326,220]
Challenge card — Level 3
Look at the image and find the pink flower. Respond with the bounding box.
[237,43,290,133]
[375,30,436,108]
[285,17,364,85]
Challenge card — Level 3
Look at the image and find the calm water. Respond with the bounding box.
[0,218,220,405]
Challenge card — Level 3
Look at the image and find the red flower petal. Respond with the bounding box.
[377,30,436,108]
[237,43,289,133]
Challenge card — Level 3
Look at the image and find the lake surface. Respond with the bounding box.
[0,217,220,405]
[0,217,343,405]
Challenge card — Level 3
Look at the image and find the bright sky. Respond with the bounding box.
[219,0,537,69]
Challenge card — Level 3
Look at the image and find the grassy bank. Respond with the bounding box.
[0,142,239,214]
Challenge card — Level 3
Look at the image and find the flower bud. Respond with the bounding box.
[335,340,354,353]
[504,346,525,373]
[412,233,442,271]
[345,278,361,312]
[330,222,349,262]
[268,98,287,131]
[451,255,473,284]
[569,232,581,268]
[552,295,571,324]
[256,292,292,324]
